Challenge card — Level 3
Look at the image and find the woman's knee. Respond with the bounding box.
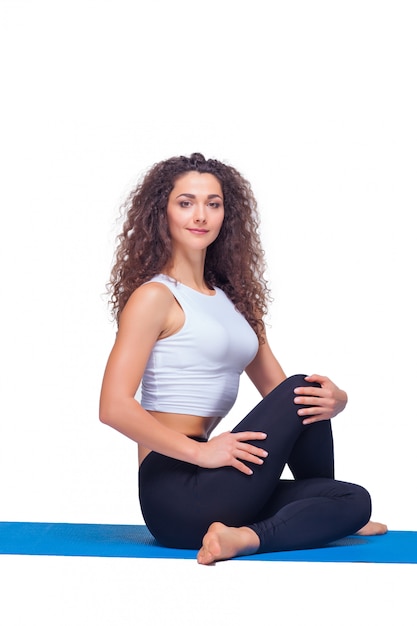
[283,373,308,387]
[347,483,372,530]
[266,374,321,412]
[294,373,321,388]
[330,480,373,539]
[275,374,321,393]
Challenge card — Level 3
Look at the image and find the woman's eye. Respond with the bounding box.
[208,202,220,208]
[179,201,192,208]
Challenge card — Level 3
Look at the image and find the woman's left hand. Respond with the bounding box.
[293,374,348,424]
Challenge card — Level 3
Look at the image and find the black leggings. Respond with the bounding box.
[138,374,371,552]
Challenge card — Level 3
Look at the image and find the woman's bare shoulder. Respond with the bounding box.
[122,281,175,317]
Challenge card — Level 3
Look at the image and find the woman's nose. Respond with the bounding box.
[193,206,207,223]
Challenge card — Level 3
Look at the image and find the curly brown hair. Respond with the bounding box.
[108,153,270,341]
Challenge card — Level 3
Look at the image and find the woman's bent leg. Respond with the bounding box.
[231,374,334,480]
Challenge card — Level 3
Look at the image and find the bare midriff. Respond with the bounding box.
[138,411,222,465]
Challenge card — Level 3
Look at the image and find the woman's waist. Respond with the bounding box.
[138,411,221,465]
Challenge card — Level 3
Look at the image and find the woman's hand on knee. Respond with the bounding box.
[293,374,348,424]
[196,431,268,475]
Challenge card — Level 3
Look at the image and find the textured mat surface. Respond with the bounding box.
[1,522,416,563]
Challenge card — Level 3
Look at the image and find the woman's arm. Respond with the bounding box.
[99,283,201,464]
[245,337,287,397]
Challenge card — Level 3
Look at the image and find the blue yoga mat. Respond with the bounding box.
[1,522,416,563]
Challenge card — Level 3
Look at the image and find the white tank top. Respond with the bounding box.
[138,274,259,417]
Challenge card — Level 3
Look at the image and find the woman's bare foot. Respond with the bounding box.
[356,520,388,536]
[197,522,260,565]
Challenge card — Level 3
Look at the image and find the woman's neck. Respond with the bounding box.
[163,258,212,295]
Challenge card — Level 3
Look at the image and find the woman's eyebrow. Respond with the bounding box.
[175,193,223,199]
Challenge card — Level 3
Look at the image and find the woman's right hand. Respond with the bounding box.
[196,431,268,475]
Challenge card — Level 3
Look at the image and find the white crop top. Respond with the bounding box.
[138,274,259,417]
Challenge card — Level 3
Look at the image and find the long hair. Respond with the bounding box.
[108,153,270,341]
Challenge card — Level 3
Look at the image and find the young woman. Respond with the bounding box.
[99,153,386,564]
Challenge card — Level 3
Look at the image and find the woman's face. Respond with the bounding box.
[166,172,224,253]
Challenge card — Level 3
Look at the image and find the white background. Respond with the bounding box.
[0,1,416,623]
